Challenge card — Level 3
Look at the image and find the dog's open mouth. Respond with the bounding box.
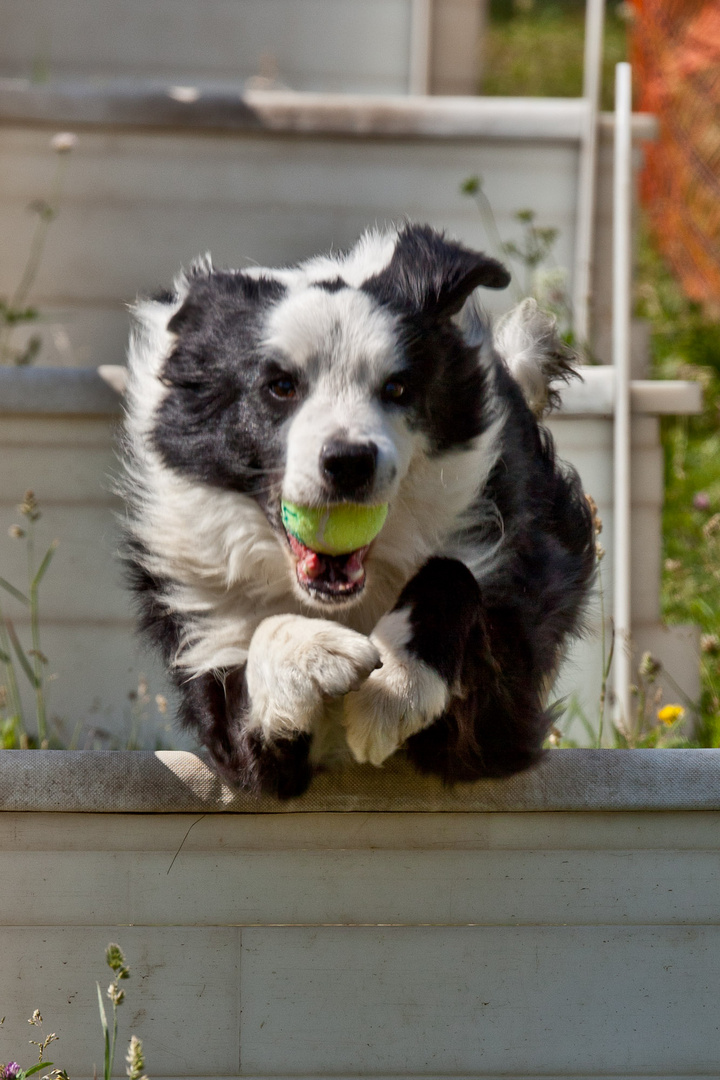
[285,531,369,600]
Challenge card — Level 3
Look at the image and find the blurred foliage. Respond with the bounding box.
[483,0,720,746]
[482,0,629,110]
[636,227,720,746]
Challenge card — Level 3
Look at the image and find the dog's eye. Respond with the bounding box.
[268,375,298,401]
[381,377,408,404]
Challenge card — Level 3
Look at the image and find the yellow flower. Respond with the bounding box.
[657,704,685,726]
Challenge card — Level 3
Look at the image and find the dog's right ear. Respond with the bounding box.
[363,224,510,319]
[167,269,285,336]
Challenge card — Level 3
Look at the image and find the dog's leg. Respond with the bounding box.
[343,556,555,777]
[178,615,380,796]
[343,558,472,766]
[245,614,381,738]
[177,668,313,799]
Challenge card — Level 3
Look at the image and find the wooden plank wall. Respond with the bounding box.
[0,123,579,368]
[0,0,416,93]
[0,808,718,1078]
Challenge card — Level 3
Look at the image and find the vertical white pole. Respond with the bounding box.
[409,0,432,95]
[613,61,633,731]
[572,0,606,345]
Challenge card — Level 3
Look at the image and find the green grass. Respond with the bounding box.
[482,0,628,109]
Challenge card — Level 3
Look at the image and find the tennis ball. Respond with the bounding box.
[281,501,388,556]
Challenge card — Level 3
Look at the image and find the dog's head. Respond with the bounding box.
[140,225,509,606]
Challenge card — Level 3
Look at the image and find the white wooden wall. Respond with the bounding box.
[0,93,654,370]
[1,749,720,1080]
[0,118,578,368]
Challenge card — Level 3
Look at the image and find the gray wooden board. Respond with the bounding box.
[2,803,720,1079]
[3,809,720,850]
[240,924,720,1075]
[0,127,579,305]
[0,927,240,1077]
[2,848,720,927]
[241,926,720,1075]
[2,925,720,1076]
[0,3,415,92]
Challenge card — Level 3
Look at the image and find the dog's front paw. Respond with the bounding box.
[343,608,449,766]
[246,614,380,740]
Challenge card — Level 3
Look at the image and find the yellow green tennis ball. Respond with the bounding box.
[282,501,388,555]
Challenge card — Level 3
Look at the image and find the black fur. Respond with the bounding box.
[153,272,289,499]
[363,224,510,316]
[125,224,595,797]
[370,354,596,786]
[177,670,312,799]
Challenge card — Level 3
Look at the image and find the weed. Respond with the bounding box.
[0,945,148,1080]
[637,228,720,745]
[460,177,575,339]
[0,493,57,747]
[0,133,77,367]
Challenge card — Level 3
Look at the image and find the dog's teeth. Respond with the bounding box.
[345,554,365,584]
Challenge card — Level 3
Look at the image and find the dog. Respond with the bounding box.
[122,223,595,797]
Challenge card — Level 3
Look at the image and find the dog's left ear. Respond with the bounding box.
[363,224,510,318]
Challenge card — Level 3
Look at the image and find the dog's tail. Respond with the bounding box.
[459,295,580,418]
[493,298,579,417]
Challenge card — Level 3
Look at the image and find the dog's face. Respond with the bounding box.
[150,225,509,606]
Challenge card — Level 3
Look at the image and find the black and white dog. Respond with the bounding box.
[123,224,595,797]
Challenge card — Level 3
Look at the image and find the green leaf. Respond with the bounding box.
[26,1062,53,1076]
[5,620,40,688]
[97,980,110,1080]
[16,336,42,366]
[459,175,481,196]
[0,576,30,605]
[32,540,58,589]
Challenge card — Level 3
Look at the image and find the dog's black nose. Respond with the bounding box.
[320,439,378,498]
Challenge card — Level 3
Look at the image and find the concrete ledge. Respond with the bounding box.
[558,366,704,416]
[0,366,120,415]
[1,748,719,813]
[0,78,658,142]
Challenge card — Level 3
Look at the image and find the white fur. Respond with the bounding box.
[263,287,416,507]
[245,614,380,740]
[494,297,568,417]
[294,229,397,288]
[124,229,567,767]
[343,607,449,765]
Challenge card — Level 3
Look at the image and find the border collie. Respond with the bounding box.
[123,224,595,797]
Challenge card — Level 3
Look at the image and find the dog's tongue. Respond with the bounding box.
[287,532,368,594]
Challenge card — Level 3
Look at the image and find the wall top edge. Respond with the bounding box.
[0,749,719,813]
[0,79,655,141]
[0,367,701,419]
[0,367,121,415]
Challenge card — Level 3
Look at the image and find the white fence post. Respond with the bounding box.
[613,61,633,730]
[572,0,606,344]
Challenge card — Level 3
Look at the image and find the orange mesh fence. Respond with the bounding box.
[631,0,720,309]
